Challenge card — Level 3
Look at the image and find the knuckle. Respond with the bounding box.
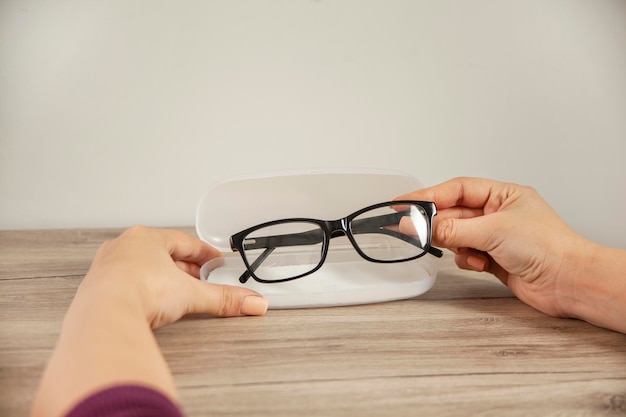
[217,286,238,317]
[124,224,147,236]
[434,217,456,246]
[522,184,540,198]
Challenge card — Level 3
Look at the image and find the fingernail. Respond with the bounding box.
[241,296,268,316]
[467,255,487,271]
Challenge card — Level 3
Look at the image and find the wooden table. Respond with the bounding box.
[1,228,625,417]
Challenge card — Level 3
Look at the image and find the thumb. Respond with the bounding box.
[433,216,496,252]
[189,280,269,317]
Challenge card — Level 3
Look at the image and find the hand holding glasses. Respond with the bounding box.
[229,201,443,284]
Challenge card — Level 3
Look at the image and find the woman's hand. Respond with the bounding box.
[397,177,592,320]
[80,225,268,328]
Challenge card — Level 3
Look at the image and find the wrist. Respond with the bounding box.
[557,240,626,333]
[76,269,153,322]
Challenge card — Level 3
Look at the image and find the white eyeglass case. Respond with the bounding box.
[195,168,438,309]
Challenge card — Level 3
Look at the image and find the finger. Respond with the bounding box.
[484,261,511,286]
[432,215,499,253]
[174,260,203,278]
[454,250,489,272]
[396,177,509,211]
[398,216,417,235]
[187,280,268,317]
[157,228,221,265]
[437,206,484,220]
[454,251,510,286]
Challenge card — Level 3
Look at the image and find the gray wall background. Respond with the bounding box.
[1,0,625,248]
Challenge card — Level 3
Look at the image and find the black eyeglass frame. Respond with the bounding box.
[229,200,443,284]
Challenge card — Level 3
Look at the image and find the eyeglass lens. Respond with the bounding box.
[242,221,325,281]
[239,203,431,282]
[351,203,429,261]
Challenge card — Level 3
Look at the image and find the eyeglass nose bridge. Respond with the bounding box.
[323,218,350,238]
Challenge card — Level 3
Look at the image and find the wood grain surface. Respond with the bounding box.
[1,228,625,417]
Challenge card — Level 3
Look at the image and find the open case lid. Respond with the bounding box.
[195,168,438,309]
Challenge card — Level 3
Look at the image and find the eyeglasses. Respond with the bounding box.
[229,200,443,284]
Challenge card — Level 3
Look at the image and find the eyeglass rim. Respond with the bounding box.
[346,201,436,264]
[231,218,331,283]
[230,200,439,283]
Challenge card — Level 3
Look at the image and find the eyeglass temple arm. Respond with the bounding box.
[428,246,444,258]
[242,229,324,251]
[238,247,275,284]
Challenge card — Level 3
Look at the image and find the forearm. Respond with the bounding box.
[561,242,626,333]
[31,280,176,417]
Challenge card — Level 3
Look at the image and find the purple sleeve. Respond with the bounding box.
[64,384,184,417]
